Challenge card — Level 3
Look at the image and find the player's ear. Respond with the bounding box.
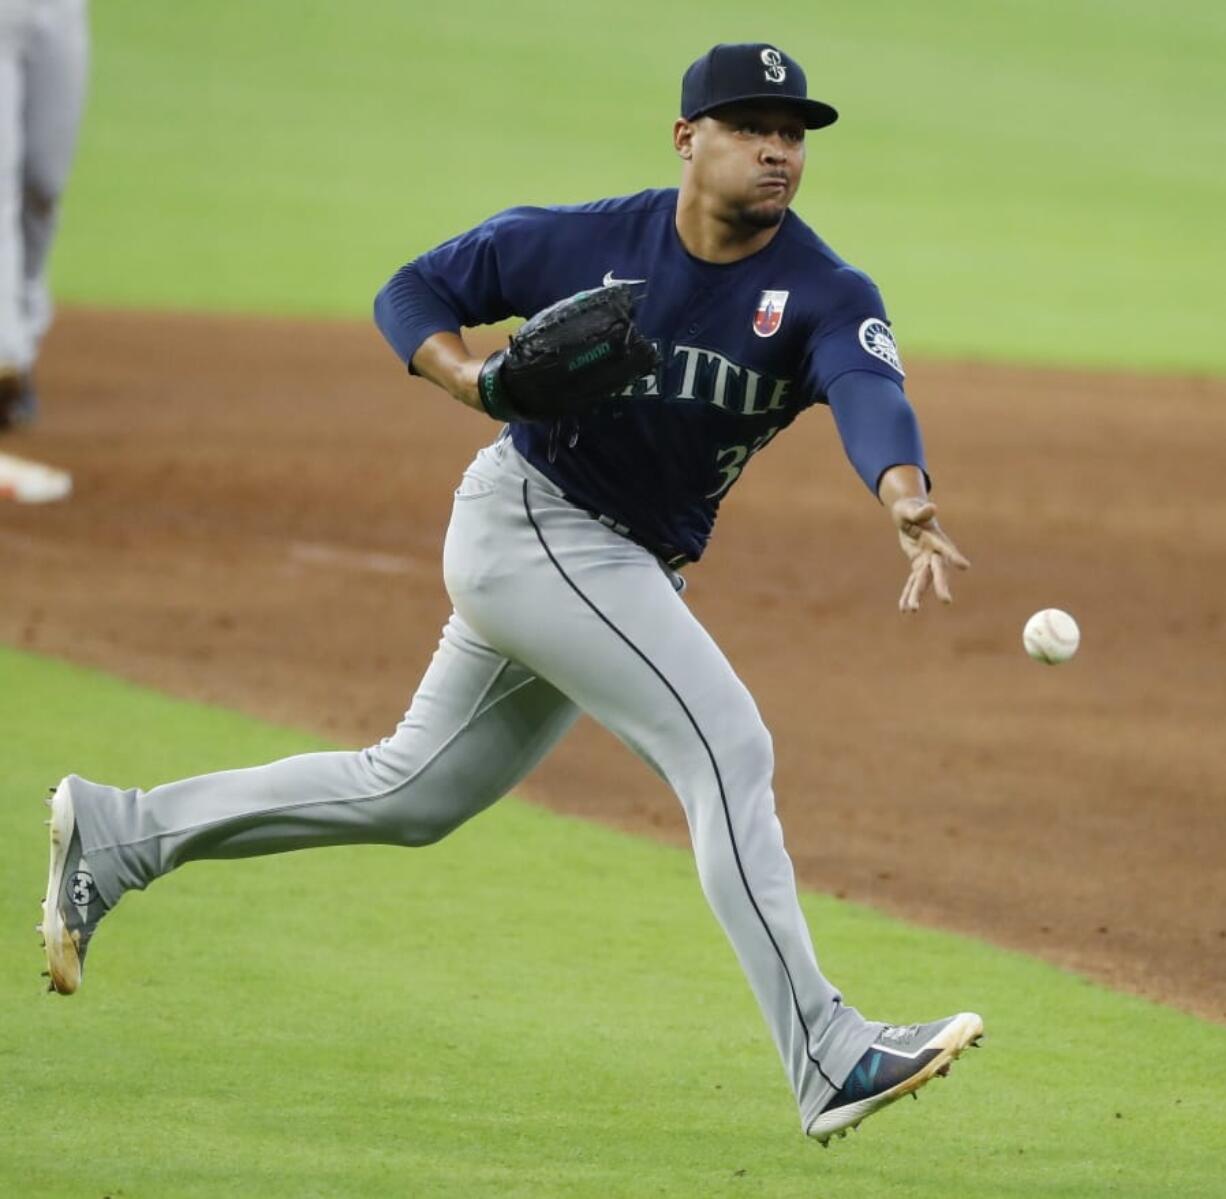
[674,118,695,160]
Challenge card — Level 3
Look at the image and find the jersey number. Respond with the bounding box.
[706,426,782,499]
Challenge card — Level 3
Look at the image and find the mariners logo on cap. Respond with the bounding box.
[760,48,786,84]
[858,317,905,375]
[753,290,789,338]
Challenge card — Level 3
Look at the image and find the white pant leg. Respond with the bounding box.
[75,434,876,1130]
[74,612,579,898]
[20,0,89,359]
[0,4,24,366]
[442,439,880,1129]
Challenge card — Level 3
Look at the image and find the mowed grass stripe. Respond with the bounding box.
[1,647,1221,1197]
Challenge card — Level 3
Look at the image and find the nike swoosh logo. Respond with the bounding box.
[602,270,647,287]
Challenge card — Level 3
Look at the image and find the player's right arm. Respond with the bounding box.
[875,461,970,612]
[801,267,969,611]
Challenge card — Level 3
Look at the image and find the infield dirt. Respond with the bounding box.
[3,308,1223,1021]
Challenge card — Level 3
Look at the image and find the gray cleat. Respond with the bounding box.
[808,1012,984,1145]
[39,777,110,994]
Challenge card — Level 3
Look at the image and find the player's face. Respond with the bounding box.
[678,103,807,230]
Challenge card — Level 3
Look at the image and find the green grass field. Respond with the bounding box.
[55,1,1225,373]
[2,649,1223,1197]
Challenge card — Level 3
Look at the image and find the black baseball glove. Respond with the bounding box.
[477,284,659,422]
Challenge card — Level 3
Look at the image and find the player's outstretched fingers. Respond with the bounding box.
[930,551,953,603]
[900,555,931,613]
[926,531,971,572]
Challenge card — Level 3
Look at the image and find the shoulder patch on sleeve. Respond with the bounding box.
[857,318,905,376]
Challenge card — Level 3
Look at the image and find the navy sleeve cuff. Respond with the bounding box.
[827,371,929,496]
[373,263,463,373]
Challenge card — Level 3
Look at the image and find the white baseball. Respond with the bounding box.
[1023,609,1080,664]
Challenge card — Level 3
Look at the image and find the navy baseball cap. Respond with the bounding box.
[681,43,838,130]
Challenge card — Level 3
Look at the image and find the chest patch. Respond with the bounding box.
[858,318,905,375]
[752,290,789,338]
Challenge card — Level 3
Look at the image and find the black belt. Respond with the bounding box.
[584,509,690,570]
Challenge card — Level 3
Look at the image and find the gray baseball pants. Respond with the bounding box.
[0,0,89,371]
[73,434,880,1130]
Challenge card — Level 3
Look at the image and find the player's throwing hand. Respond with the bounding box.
[891,496,970,612]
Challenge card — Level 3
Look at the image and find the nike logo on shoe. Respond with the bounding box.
[879,1023,921,1045]
[602,270,646,287]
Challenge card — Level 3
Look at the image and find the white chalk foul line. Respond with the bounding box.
[288,540,428,577]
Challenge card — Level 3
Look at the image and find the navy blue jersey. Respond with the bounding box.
[376,188,922,562]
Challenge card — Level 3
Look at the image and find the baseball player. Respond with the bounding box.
[40,43,983,1145]
[0,0,89,428]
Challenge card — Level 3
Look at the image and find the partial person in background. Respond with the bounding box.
[0,0,90,430]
